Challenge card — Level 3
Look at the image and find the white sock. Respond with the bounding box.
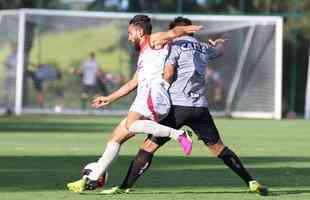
[88,142,120,180]
[128,120,183,140]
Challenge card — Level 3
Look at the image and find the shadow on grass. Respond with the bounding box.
[99,189,310,196]
[75,188,310,197]
[0,115,122,133]
[0,122,116,133]
[1,156,310,193]
[269,189,310,196]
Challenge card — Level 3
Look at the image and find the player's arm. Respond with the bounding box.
[71,63,83,75]
[150,25,203,49]
[162,41,181,86]
[206,38,227,59]
[92,72,138,108]
[163,63,175,85]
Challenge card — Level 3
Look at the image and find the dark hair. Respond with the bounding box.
[169,17,192,30]
[129,15,152,35]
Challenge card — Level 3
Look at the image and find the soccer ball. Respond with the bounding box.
[82,162,108,189]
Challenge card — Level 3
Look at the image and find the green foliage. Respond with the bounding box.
[0,0,61,9]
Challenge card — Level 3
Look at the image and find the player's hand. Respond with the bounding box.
[183,25,203,34]
[208,38,228,46]
[92,96,111,108]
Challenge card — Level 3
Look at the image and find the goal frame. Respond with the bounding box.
[0,9,283,119]
[305,46,310,120]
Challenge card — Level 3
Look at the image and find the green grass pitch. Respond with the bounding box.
[0,115,310,200]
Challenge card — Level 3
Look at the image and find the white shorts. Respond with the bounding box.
[129,82,170,122]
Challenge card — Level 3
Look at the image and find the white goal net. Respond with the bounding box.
[0,9,283,119]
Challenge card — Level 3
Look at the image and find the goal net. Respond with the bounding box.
[0,9,283,119]
[0,11,19,115]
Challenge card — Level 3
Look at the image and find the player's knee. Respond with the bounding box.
[127,120,147,134]
[126,112,144,131]
[126,121,135,132]
[109,133,134,144]
[125,119,130,130]
[140,139,159,153]
[208,141,225,156]
[109,122,133,144]
[125,118,138,132]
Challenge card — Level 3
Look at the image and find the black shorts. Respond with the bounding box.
[147,105,221,146]
[34,78,43,92]
[82,84,96,96]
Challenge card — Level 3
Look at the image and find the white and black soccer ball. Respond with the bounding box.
[82,162,108,189]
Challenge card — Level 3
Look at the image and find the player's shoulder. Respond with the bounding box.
[171,36,209,53]
[174,35,197,42]
[171,36,200,47]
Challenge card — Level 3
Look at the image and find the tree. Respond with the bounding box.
[0,0,61,9]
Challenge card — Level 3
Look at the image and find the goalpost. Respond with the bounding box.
[305,46,310,120]
[0,9,283,119]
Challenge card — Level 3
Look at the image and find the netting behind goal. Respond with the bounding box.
[0,10,282,119]
[0,12,18,114]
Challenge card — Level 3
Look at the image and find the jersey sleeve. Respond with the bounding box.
[165,41,182,66]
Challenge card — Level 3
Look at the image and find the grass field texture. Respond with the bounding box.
[0,115,310,200]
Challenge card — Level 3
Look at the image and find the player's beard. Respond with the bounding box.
[134,43,140,51]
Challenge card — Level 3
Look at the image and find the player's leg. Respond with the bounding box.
[80,85,88,109]
[128,119,183,139]
[190,107,268,196]
[67,117,135,192]
[100,137,167,195]
[126,110,181,139]
[35,81,44,108]
[115,111,176,191]
[100,138,164,194]
[128,119,192,155]
[211,142,268,195]
[208,141,268,195]
[93,112,162,173]
[89,93,177,184]
[100,106,190,194]
[127,87,192,155]
[89,117,135,180]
